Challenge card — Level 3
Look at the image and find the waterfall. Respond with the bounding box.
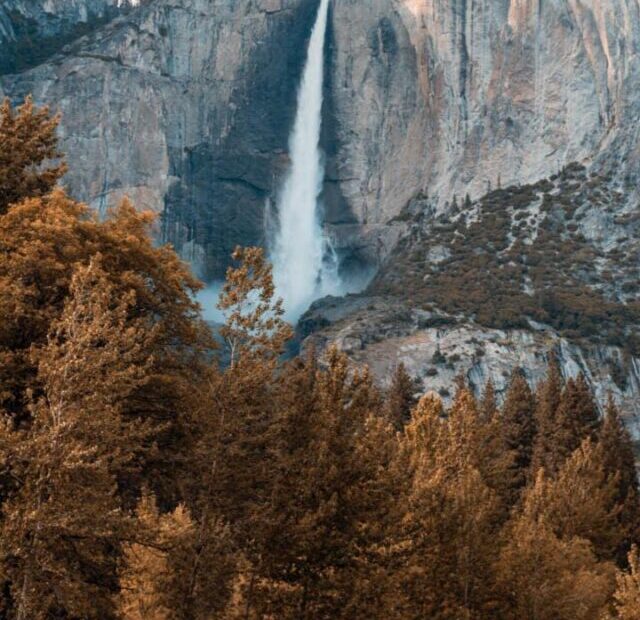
[271,0,342,323]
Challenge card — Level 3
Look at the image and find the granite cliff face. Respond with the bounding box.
[327,0,640,261]
[1,0,323,279]
[3,0,639,274]
[1,0,639,435]
[0,0,136,74]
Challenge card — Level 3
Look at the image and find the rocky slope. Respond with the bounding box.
[302,165,640,445]
[302,295,640,431]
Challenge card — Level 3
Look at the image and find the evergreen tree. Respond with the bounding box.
[0,190,213,501]
[553,374,601,467]
[253,348,397,618]
[531,355,564,475]
[395,389,501,619]
[499,370,537,504]
[608,546,640,620]
[442,386,482,472]
[401,391,444,474]
[193,246,292,614]
[480,380,498,423]
[0,97,66,214]
[218,245,293,368]
[117,494,194,620]
[597,398,640,564]
[495,474,615,620]
[385,362,420,428]
[475,381,514,515]
[117,493,236,620]
[526,440,621,561]
[0,260,156,619]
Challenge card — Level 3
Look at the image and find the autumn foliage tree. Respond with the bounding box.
[495,474,615,620]
[0,189,213,499]
[393,388,502,619]
[116,492,236,620]
[0,98,213,617]
[195,246,292,576]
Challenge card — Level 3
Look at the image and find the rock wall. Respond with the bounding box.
[327,0,640,261]
[0,0,133,74]
[1,0,323,279]
[2,0,640,276]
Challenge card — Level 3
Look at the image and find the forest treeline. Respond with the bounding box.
[1,98,639,619]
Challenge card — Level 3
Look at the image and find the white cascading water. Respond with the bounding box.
[271,0,342,322]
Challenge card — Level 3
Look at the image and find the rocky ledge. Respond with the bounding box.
[302,294,640,447]
[301,163,640,446]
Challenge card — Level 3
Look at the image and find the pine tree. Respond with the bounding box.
[553,374,601,467]
[403,391,444,469]
[531,355,564,475]
[117,494,194,620]
[597,398,640,564]
[117,493,236,620]
[0,97,66,214]
[480,380,498,423]
[441,385,482,472]
[499,370,537,504]
[202,245,292,517]
[248,347,397,619]
[0,190,213,501]
[525,440,621,561]
[385,362,420,428]
[218,245,293,368]
[475,381,514,514]
[395,389,501,619]
[185,247,296,616]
